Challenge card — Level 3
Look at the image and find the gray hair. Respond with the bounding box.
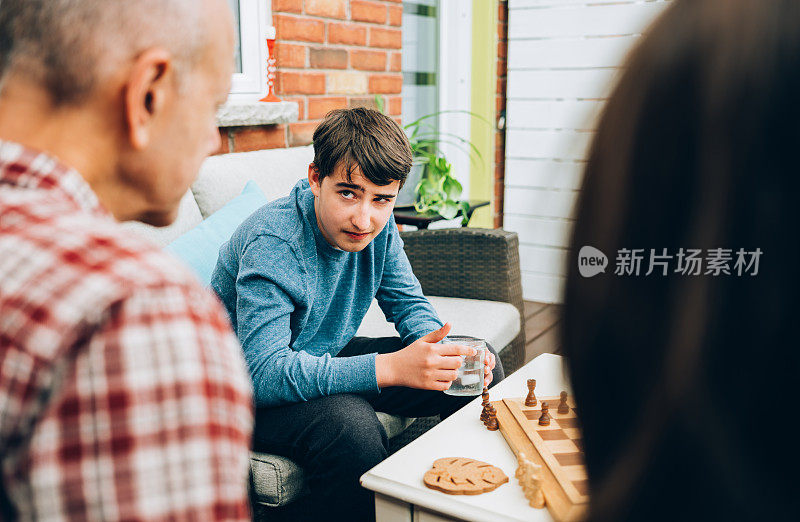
[0,0,205,105]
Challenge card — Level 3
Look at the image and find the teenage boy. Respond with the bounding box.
[211,108,504,520]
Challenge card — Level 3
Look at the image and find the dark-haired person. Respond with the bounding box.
[0,0,253,520]
[211,108,504,520]
[563,0,800,520]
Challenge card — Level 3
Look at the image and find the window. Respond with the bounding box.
[227,0,271,100]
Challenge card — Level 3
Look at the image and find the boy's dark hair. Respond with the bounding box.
[312,107,412,187]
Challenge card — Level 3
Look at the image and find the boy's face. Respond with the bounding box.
[308,162,400,252]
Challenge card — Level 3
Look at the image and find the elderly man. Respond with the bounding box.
[0,1,253,520]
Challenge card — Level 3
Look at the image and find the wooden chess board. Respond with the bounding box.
[491,396,588,522]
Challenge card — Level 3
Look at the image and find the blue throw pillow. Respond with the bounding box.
[167,180,267,285]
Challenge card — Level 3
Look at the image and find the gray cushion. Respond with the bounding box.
[191,145,313,218]
[355,296,521,350]
[120,189,203,247]
[250,413,415,507]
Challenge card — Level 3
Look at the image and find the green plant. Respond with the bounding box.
[403,111,484,225]
[373,96,486,225]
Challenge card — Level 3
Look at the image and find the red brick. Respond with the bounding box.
[389,52,401,72]
[308,97,347,119]
[497,61,507,80]
[273,0,303,13]
[497,40,507,60]
[351,0,387,24]
[310,48,348,69]
[498,77,507,96]
[348,96,380,110]
[233,125,287,152]
[283,96,306,119]
[305,0,347,19]
[497,21,507,40]
[498,2,507,23]
[369,27,401,49]
[388,5,402,26]
[387,96,402,116]
[275,14,325,42]
[214,128,230,155]
[494,181,504,201]
[495,146,504,164]
[368,74,402,94]
[328,22,367,45]
[275,42,306,68]
[496,95,506,114]
[392,116,402,126]
[289,121,319,146]
[276,71,326,94]
[351,49,387,71]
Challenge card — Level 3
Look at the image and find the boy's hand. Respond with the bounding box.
[484,350,496,388]
[375,323,476,391]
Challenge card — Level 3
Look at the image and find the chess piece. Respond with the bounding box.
[485,406,499,431]
[525,379,537,407]
[557,391,570,414]
[516,452,545,509]
[538,402,551,426]
[480,387,490,423]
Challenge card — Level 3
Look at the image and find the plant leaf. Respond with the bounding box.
[439,200,459,220]
[441,175,462,200]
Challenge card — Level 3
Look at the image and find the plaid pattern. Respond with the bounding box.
[0,141,254,521]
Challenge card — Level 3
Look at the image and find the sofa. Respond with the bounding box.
[123,145,525,512]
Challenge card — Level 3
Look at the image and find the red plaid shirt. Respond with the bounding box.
[0,141,254,521]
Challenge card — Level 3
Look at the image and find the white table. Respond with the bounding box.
[360,354,572,522]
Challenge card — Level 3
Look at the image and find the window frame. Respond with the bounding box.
[228,0,270,101]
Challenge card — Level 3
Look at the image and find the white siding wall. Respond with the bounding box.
[505,0,670,303]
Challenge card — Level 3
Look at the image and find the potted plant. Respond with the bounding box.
[376,98,483,225]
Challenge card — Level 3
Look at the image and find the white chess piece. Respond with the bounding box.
[516,452,545,509]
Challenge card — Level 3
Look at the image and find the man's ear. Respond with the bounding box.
[123,48,173,150]
[308,163,321,197]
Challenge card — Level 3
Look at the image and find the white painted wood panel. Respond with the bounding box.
[503,216,574,248]
[505,159,585,190]
[507,100,603,130]
[521,272,566,303]
[505,0,670,302]
[506,130,594,161]
[508,36,639,70]
[509,3,668,39]
[519,245,569,275]
[510,0,657,7]
[504,187,579,220]
[507,69,617,100]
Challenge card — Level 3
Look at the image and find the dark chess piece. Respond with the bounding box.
[480,388,490,423]
[486,404,500,431]
[525,379,537,407]
[557,391,570,414]
[538,402,551,426]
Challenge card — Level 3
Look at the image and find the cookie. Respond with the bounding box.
[423,457,509,495]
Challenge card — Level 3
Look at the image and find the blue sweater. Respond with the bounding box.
[211,180,443,407]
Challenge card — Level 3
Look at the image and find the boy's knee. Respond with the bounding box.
[308,395,388,468]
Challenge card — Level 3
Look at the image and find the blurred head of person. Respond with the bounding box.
[0,0,235,226]
[563,0,800,519]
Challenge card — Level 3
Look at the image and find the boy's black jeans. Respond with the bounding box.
[253,336,505,522]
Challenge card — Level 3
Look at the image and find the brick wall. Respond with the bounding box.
[494,0,508,229]
[218,0,403,154]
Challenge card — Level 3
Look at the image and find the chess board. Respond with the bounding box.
[491,396,588,522]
